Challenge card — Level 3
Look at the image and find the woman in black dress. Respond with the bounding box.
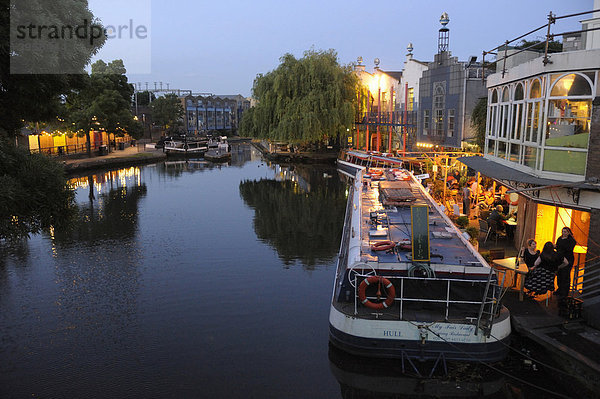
[555,227,577,300]
[520,239,539,270]
[525,242,568,296]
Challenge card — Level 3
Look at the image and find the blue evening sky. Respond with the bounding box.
[88,0,592,97]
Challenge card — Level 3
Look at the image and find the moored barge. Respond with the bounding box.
[329,156,511,362]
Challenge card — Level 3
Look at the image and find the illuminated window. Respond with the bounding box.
[550,74,592,97]
[435,109,444,136]
[407,88,414,111]
[530,79,542,98]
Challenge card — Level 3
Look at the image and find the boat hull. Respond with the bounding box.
[329,305,511,362]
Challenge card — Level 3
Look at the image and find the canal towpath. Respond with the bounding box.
[62,143,166,174]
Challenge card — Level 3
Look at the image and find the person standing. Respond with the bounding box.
[526,242,568,296]
[555,227,577,300]
[521,239,540,270]
[534,242,568,274]
[462,184,470,218]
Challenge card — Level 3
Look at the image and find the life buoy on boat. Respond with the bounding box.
[505,192,519,206]
[358,276,396,309]
[371,240,395,251]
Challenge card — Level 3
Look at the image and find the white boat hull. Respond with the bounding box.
[329,306,511,361]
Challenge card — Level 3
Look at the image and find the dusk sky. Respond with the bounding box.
[88,0,592,97]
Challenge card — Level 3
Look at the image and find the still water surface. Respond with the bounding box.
[0,145,570,398]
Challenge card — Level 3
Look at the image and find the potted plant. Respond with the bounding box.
[465,226,480,251]
[456,216,469,229]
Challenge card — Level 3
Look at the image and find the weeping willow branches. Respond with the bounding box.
[240,49,357,144]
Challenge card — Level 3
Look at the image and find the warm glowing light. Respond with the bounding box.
[557,74,575,95]
[368,74,381,94]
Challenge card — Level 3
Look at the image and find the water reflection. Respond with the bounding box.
[239,163,347,268]
[157,143,259,177]
[55,167,147,242]
[328,345,506,398]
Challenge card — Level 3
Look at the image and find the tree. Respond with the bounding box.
[135,91,156,107]
[66,59,143,155]
[151,94,184,133]
[0,0,106,136]
[0,137,74,239]
[515,38,563,53]
[471,97,487,151]
[239,49,357,146]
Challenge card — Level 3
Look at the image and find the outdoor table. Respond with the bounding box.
[491,257,529,301]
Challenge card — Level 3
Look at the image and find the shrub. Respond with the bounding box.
[456,216,469,229]
[0,140,75,239]
[465,226,479,243]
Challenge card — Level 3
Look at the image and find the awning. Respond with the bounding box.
[457,156,598,191]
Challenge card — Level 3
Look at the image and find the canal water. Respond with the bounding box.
[0,145,572,398]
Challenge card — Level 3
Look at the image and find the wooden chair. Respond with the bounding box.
[478,219,490,240]
[485,219,506,245]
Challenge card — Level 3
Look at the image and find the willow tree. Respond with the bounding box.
[471,97,487,151]
[240,49,357,145]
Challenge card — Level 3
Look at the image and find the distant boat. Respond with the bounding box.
[164,140,207,156]
[204,140,231,162]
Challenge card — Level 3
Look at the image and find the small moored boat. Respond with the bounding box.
[204,141,231,162]
[164,140,208,156]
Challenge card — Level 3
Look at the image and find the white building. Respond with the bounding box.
[460,0,600,327]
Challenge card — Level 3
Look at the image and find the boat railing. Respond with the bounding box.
[350,272,501,327]
[334,182,355,284]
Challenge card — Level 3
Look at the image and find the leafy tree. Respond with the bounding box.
[515,38,562,53]
[240,49,357,146]
[135,90,156,106]
[151,94,184,133]
[0,0,106,136]
[66,59,143,155]
[471,97,487,151]
[0,138,74,239]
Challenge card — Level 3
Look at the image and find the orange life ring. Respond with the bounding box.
[505,192,519,206]
[358,276,396,309]
[371,240,395,251]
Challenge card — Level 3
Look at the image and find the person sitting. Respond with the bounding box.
[487,205,508,232]
[477,191,495,210]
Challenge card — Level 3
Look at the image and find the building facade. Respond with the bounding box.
[181,94,250,135]
[417,14,488,150]
[353,60,402,152]
[397,45,429,151]
[462,1,600,327]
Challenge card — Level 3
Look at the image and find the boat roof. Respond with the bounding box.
[352,167,488,273]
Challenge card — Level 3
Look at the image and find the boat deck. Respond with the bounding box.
[358,170,483,271]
